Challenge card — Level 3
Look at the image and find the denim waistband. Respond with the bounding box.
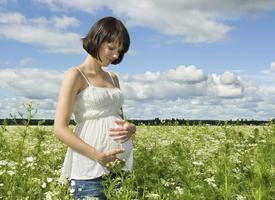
[70,173,117,182]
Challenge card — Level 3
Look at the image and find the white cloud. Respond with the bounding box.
[213,84,243,98]
[120,66,245,102]
[52,15,80,30]
[0,12,82,53]
[209,72,243,98]
[220,71,238,85]
[0,12,26,24]
[0,66,274,120]
[121,67,208,101]
[166,65,206,83]
[133,71,161,82]
[0,68,63,99]
[33,0,275,43]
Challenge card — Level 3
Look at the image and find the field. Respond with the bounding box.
[0,121,274,199]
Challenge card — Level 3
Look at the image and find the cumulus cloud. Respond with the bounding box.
[0,68,63,99]
[133,71,161,82]
[220,71,238,85]
[33,0,275,43]
[166,65,206,83]
[0,12,82,53]
[208,72,243,98]
[0,66,274,120]
[120,67,208,101]
[119,65,245,102]
[212,84,243,98]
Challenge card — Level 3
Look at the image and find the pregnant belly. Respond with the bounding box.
[109,139,133,160]
[107,116,133,161]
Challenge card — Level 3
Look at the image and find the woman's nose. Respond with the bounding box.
[113,51,119,59]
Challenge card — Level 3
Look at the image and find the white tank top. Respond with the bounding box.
[61,68,133,180]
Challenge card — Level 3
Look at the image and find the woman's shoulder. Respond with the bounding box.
[59,67,84,95]
[63,67,82,80]
[61,67,84,90]
[65,66,80,75]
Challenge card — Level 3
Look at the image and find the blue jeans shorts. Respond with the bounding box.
[69,177,106,200]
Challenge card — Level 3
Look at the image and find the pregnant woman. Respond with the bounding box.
[54,16,136,200]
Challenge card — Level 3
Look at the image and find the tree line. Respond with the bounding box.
[0,118,274,126]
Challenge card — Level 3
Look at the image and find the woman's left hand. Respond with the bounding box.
[109,119,136,142]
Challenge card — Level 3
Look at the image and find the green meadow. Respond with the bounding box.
[0,108,274,199]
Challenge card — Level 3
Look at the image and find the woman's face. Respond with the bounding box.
[98,41,122,66]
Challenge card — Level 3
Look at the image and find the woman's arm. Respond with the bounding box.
[54,68,123,165]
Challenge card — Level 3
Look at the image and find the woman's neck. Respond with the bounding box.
[81,54,103,74]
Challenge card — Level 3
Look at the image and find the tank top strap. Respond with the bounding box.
[108,71,116,87]
[76,67,91,86]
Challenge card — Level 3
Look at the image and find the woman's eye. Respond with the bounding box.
[108,46,115,50]
[108,45,121,54]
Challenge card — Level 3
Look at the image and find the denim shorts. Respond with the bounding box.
[69,177,106,200]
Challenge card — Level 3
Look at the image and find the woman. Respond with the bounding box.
[54,16,136,200]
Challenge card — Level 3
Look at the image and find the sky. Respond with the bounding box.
[0,0,275,120]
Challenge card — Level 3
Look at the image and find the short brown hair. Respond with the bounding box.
[82,16,130,65]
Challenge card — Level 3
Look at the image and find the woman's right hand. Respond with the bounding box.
[96,148,125,168]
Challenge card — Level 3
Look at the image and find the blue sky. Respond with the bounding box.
[0,0,275,120]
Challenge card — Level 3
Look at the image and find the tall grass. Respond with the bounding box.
[0,104,274,199]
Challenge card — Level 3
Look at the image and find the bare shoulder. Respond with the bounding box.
[64,67,81,79]
[61,67,83,91]
[62,67,83,84]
